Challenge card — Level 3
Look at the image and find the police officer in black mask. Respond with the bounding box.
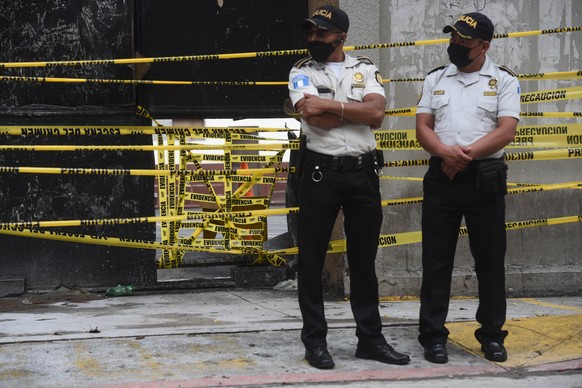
[416,12,520,364]
[288,5,410,370]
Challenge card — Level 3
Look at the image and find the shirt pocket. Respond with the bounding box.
[476,97,498,132]
[347,88,365,102]
[316,85,335,100]
[477,97,498,113]
[431,95,450,123]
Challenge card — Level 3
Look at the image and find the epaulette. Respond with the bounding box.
[428,65,446,75]
[293,57,313,69]
[499,65,518,77]
[356,56,375,65]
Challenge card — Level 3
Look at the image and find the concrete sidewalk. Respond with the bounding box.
[0,288,581,387]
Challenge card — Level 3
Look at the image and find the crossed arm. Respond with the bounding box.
[295,92,386,130]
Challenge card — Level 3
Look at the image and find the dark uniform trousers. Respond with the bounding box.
[419,158,508,347]
[297,150,386,350]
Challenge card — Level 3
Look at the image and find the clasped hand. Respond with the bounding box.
[441,146,473,180]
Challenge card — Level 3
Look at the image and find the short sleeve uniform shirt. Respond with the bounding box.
[288,54,386,156]
[416,56,520,159]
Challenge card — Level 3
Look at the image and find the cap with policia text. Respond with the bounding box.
[301,5,349,32]
[443,12,494,41]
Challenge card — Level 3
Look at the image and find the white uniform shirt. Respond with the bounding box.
[416,56,520,159]
[288,54,386,156]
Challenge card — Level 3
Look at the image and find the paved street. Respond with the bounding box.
[0,289,580,387]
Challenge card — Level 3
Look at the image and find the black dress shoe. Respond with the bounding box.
[481,342,507,362]
[424,343,448,364]
[355,343,410,365]
[305,346,335,369]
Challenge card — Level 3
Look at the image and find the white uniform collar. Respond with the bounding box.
[343,54,360,68]
[311,53,358,69]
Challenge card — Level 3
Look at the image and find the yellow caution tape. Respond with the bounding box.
[212,175,276,185]
[503,147,582,161]
[377,182,581,207]
[0,144,248,152]
[380,176,423,182]
[384,159,430,167]
[382,70,582,83]
[1,26,577,69]
[375,130,416,139]
[387,87,582,118]
[0,225,240,254]
[0,126,293,136]
[508,134,582,148]
[349,26,582,52]
[507,181,582,195]
[136,105,164,127]
[267,215,581,256]
[385,107,417,117]
[376,135,582,150]
[1,214,578,258]
[384,109,582,118]
[515,124,582,136]
[0,166,293,176]
[1,183,578,231]
[520,86,582,104]
[188,192,271,207]
[374,125,582,149]
[1,131,580,152]
[517,70,582,80]
[3,70,579,87]
[382,197,424,207]
[521,112,582,118]
[381,147,582,167]
[0,75,288,86]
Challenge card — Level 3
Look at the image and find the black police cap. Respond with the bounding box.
[443,12,494,41]
[301,5,349,32]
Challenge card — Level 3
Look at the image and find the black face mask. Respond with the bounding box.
[447,43,476,68]
[307,40,337,62]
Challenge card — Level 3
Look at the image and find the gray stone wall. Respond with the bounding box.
[340,0,581,296]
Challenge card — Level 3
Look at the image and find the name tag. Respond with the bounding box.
[433,90,445,95]
[352,83,366,88]
[317,86,333,94]
[483,91,497,96]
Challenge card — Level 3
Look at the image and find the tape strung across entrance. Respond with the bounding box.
[0,28,580,268]
[1,70,579,87]
[0,26,578,69]
[2,214,579,259]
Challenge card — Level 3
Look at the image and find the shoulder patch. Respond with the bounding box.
[375,71,383,86]
[356,56,375,65]
[293,57,313,69]
[499,65,517,77]
[428,65,446,75]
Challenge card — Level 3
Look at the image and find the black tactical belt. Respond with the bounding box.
[305,149,380,171]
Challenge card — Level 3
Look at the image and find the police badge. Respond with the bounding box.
[488,78,498,90]
[352,72,365,88]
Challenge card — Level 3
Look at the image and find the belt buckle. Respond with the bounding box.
[343,156,354,171]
